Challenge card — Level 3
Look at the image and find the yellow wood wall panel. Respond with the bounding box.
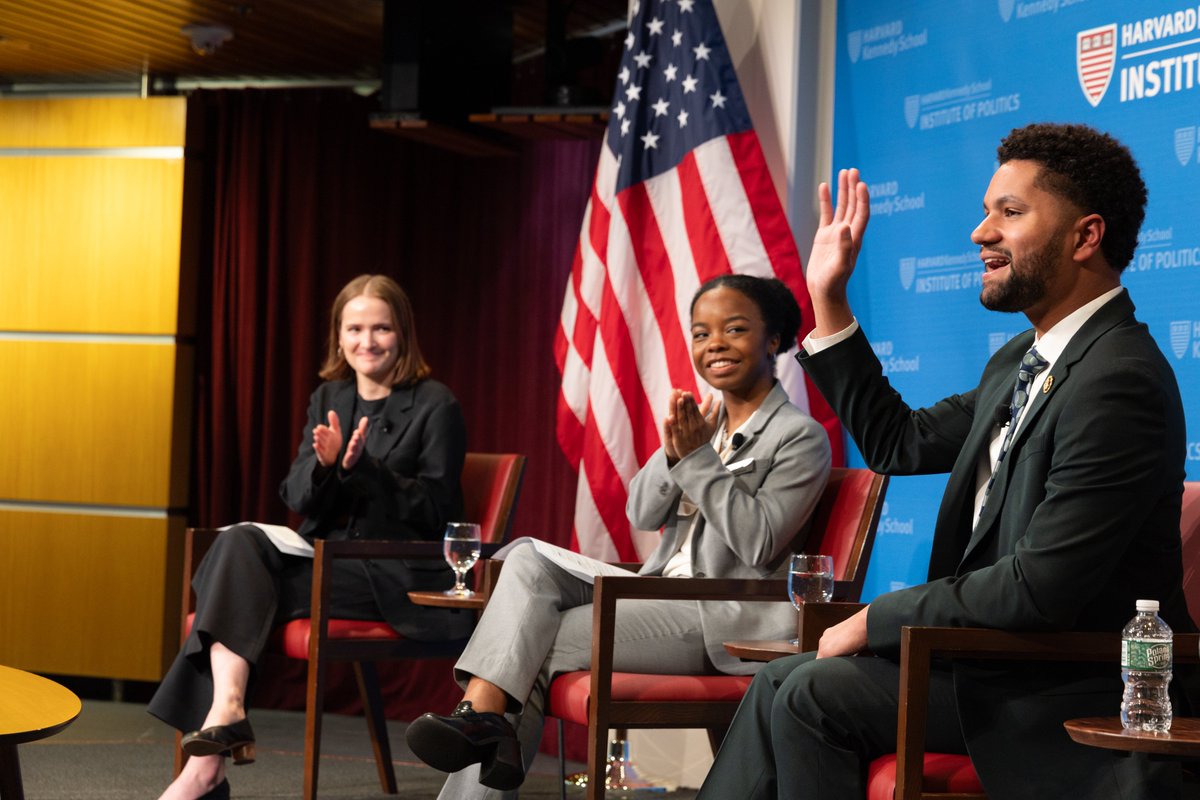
[0,96,194,681]
[0,341,177,507]
[0,510,183,681]
[168,344,195,509]
[0,157,184,334]
[0,97,185,148]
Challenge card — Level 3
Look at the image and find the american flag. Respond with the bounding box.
[555,0,843,560]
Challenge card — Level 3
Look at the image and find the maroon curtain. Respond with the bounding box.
[192,88,597,544]
[188,88,600,733]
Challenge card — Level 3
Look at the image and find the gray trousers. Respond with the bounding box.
[695,651,965,799]
[438,542,718,799]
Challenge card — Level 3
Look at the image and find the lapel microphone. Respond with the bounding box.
[381,420,393,434]
[731,433,745,449]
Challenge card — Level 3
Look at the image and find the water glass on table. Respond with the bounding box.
[443,522,482,597]
[788,553,834,644]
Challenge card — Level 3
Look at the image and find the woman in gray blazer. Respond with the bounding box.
[407,274,832,798]
[150,274,467,800]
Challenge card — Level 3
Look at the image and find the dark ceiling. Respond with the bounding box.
[0,0,628,92]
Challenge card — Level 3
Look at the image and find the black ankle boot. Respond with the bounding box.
[405,701,524,790]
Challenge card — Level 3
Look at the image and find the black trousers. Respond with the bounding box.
[696,651,966,800]
[147,524,380,732]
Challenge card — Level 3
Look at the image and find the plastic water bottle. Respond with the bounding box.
[1120,599,1173,732]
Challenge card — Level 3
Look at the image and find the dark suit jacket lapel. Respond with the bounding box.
[961,291,1135,564]
[370,384,415,457]
[1012,290,1133,446]
[941,362,1023,575]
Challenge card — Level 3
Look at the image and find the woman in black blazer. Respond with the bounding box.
[150,274,468,800]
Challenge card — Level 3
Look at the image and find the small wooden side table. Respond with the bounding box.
[0,665,82,800]
[723,640,799,662]
[407,591,486,610]
[1063,716,1200,757]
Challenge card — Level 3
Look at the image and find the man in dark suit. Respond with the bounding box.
[697,124,1193,800]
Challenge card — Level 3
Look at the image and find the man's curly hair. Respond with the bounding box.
[996,123,1146,272]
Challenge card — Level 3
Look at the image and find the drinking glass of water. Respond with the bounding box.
[443,522,482,597]
[789,553,834,609]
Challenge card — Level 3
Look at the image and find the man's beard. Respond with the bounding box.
[979,235,1060,313]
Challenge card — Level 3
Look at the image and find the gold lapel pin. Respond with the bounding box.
[1043,375,1054,393]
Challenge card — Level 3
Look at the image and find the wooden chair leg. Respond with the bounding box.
[173,730,186,777]
[302,652,327,800]
[558,719,567,800]
[706,725,728,755]
[353,661,398,794]
[586,724,607,800]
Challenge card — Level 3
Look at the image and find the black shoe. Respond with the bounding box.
[198,778,230,800]
[181,718,256,764]
[405,701,524,790]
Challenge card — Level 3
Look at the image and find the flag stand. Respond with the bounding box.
[564,731,665,793]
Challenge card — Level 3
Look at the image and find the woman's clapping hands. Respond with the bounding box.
[313,410,369,471]
[663,389,720,465]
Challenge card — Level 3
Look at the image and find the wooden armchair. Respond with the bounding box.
[174,452,525,800]
[798,480,1200,800]
[876,627,1200,800]
[547,467,889,799]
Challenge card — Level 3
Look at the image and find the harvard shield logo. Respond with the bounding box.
[899,257,916,290]
[904,95,920,129]
[1170,321,1192,360]
[847,30,862,64]
[1175,127,1197,167]
[1077,24,1116,107]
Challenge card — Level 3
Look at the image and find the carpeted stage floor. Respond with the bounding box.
[16,700,701,799]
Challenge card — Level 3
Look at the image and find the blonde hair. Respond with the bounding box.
[318,274,431,386]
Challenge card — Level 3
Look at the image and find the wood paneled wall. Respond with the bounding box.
[0,97,191,681]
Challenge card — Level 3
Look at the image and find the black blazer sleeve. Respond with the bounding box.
[800,298,1190,660]
[797,327,978,477]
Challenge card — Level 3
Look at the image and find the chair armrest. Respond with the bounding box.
[903,627,1199,663]
[501,560,642,598]
[315,539,502,561]
[796,601,866,653]
[831,579,861,602]
[308,539,502,630]
[592,574,789,603]
[893,628,1200,800]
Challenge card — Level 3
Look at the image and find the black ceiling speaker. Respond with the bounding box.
[380,0,514,119]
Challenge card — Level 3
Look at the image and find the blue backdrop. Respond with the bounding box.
[829,0,1200,600]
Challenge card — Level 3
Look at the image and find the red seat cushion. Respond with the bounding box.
[185,613,401,660]
[276,618,401,658]
[547,670,754,724]
[867,753,982,800]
